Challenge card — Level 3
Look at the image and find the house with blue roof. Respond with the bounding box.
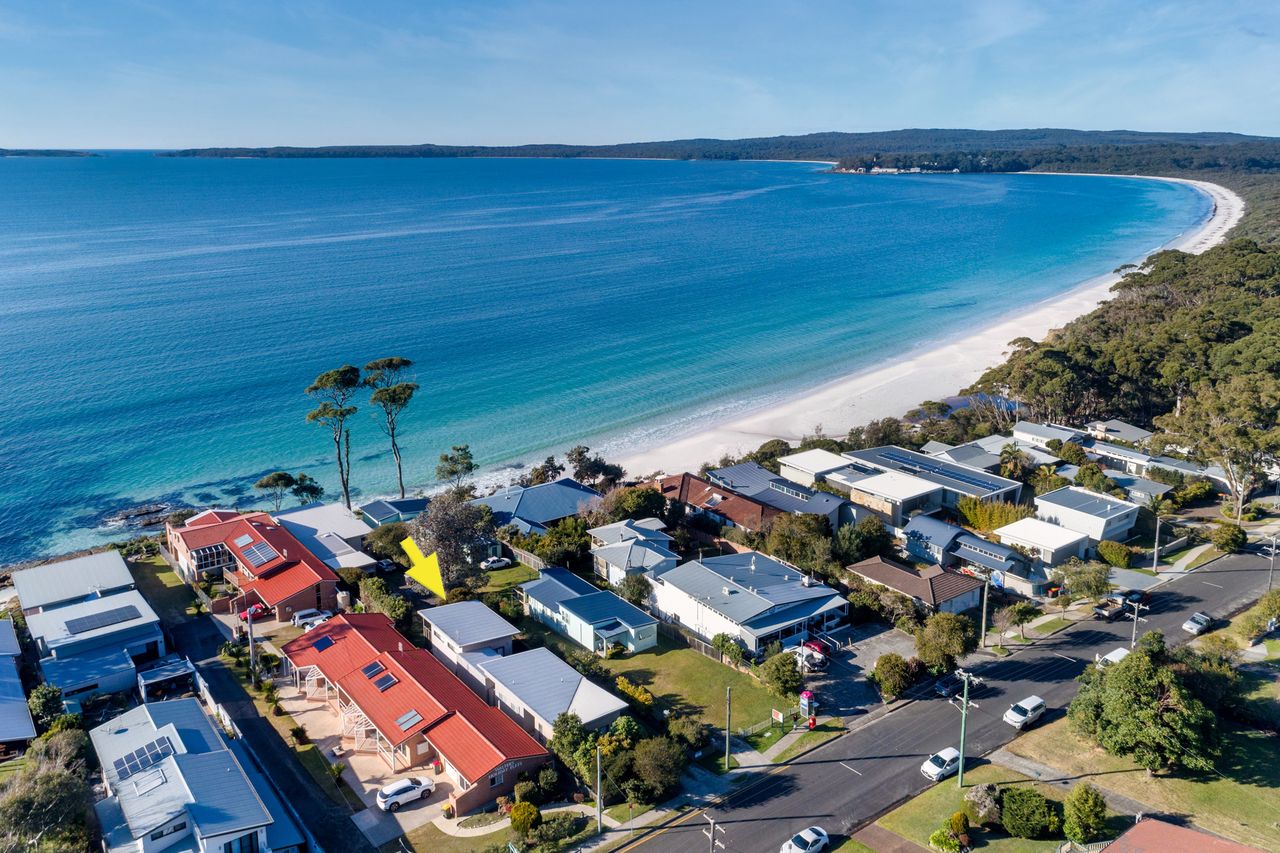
[358,497,430,528]
[649,551,846,653]
[0,620,35,754]
[707,461,860,530]
[520,567,657,654]
[588,518,678,585]
[902,515,1049,597]
[89,698,304,853]
[471,478,602,535]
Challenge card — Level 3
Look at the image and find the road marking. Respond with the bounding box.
[840,762,862,775]
[1202,581,1224,588]
[1053,653,1074,661]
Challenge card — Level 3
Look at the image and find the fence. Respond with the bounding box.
[506,544,547,570]
[737,704,803,738]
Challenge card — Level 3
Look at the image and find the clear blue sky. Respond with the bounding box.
[3,1,1278,148]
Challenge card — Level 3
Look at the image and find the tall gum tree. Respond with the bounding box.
[364,357,418,499]
[306,365,361,510]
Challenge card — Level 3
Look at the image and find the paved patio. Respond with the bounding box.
[277,683,452,847]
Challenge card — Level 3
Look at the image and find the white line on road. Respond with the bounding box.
[1053,653,1074,661]
[1203,581,1224,588]
[840,762,862,775]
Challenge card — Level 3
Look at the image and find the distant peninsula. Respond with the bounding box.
[0,148,95,157]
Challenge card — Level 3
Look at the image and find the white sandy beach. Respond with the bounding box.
[618,174,1244,477]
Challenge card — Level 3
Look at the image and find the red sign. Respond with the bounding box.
[808,715,817,730]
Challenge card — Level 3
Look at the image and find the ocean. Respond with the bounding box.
[0,155,1210,563]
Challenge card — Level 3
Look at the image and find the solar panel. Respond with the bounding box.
[395,709,423,730]
[312,635,335,652]
[880,449,1005,492]
[242,541,278,567]
[233,533,254,548]
[362,661,386,679]
[65,605,142,635]
[373,673,398,692]
[115,736,173,781]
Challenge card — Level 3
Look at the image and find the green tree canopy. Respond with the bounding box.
[915,612,977,672]
[305,364,361,509]
[254,471,296,512]
[364,357,418,499]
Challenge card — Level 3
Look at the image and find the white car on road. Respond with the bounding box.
[1182,611,1212,635]
[375,776,435,812]
[920,747,961,781]
[780,826,829,853]
[1003,695,1046,730]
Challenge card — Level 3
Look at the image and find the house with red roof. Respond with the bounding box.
[653,472,781,533]
[165,510,338,623]
[281,613,548,815]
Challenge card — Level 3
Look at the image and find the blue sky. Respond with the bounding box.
[3,1,1278,148]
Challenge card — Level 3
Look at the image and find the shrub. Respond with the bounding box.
[615,676,655,706]
[27,684,64,730]
[1001,787,1060,839]
[711,633,746,664]
[531,813,580,846]
[758,652,803,698]
[1063,782,1107,844]
[871,652,914,699]
[337,566,364,588]
[632,736,686,799]
[964,783,1001,826]
[668,714,709,750]
[948,810,969,839]
[928,827,961,852]
[537,765,560,800]
[1211,522,1247,553]
[895,614,921,634]
[289,725,308,744]
[514,780,538,803]
[567,650,611,682]
[1096,540,1130,569]
[509,801,542,836]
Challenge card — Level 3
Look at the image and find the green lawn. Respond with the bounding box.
[1237,668,1280,727]
[459,810,505,829]
[1007,718,1280,850]
[877,763,1127,853]
[518,621,781,731]
[771,721,844,764]
[480,562,540,592]
[606,800,654,824]
[0,756,27,782]
[127,554,196,623]
[1186,547,1226,571]
[387,821,510,853]
[1032,616,1073,637]
[830,840,876,853]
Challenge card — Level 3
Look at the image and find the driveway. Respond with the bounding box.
[805,623,916,720]
[170,617,377,853]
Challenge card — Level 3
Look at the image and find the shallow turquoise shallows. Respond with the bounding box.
[0,156,1209,560]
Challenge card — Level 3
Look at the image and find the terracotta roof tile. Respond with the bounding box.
[846,556,983,607]
[654,473,781,532]
[1103,818,1264,853]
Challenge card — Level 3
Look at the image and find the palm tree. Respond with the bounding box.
[999,443,1030,481]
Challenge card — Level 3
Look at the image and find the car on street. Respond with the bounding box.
[779,825,829,853]
[375,776,435,812]
[1120,589,1151,606]
[934,673,981,699]
[1182,611,1212,635]
[920,747,961,781]
[1092,598,1125,622]
[238,603,267,621]
[1003,695,1046,729]
[480,556,512,570]
[1095,647,1131,670]
[290,608,331,627]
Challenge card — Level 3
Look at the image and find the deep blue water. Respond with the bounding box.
[0,156,1209,562]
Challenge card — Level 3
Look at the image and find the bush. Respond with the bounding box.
[289,725,308,744]
[615,676,655,707]
[514,780,538,803]
[1000,787,1060,839]
[631,736,687,800]
[871,652,914,699]
[1211,522,1247,553]
[928,827,961,853]
[711,633,746,664]
[668,715,709,750]
[1063,782,1107,844]
[948,810,969,839]
[758,652,803,698]
[530,813,581,846]
[1096,540,1130,569]
[337,567,364,588]
[509,801,542,836]
[964,782,1001,826]
[27,684,65,730]
[537,765,560,800]
[566,650,611,682]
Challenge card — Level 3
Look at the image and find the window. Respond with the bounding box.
[150,821,187,841]
[488,771,504,787]
[222,831,260,853]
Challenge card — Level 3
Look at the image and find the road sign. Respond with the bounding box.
[772,708,784,724]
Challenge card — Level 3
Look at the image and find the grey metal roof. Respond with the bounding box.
[707,462,849,517]
[588,518,671,546]
[13,551,135,611]
[842,446,1021,497]
[953,533,1023,571]
[479,647,627,729]
[145,695,224,754]
[1103,470,1173,500]
[1084,439,1151,464]
[591,539,677,570]
[522,568,599,610]
[1087,419,1153,444]
[42,646,136,693]
[903,515,966,549]
[1037,486,1136,519]
[0,620,19,657]
[1013,421,1082,444]
[226,740,305,852]
[934,444,1001,471]
[658,552,836,625]
[970,435,1062,466]
[359,497,430,524]
[740,595,846,638]
[178,751,273,838]
[560,591,656,629]
[26,589,159,650]
[0,657,36,743]
[472,479,603,529]
[419,601,518,648]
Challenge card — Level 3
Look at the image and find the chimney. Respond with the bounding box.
[398,642,404,652]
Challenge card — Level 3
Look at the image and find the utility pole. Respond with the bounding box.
[1267,533,1277,592]
[246,604,257,679]
[1126,599,1150,649]
[1152,512,1162,571]
[954,669,983,787]
[596,743,603,834]
[702,814,725,853]
[724,686,732,772]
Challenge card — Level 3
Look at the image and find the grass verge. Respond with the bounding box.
[606,801,654,824]
[1006,718,1280,850]
[877,763,1128,853]
[1186,547,1225,571]
[1033,617,1073,637]
[385,821,510,852]
[772,721,844,764]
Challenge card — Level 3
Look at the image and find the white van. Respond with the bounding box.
[1095,647,1130,670]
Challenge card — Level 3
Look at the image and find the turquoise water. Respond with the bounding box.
[0,156,1209,562]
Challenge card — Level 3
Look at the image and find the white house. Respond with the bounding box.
[273,501,376,572]
[419,601,519,691]
[777,449,857,487]
[587,518,678,585]
[1035,486,1140,544]
[649,551,846,653]
[844,471,943,529]
[478,648,628,742]
[1012,421,1083,449]
[993,517,1090,567]
[521,568,657,654]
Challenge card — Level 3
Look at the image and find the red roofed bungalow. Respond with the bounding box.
[165,511,338,623]
[653,472,781,533]
[281,613,548,815]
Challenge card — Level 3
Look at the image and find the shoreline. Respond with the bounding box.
[614,174,1244,477]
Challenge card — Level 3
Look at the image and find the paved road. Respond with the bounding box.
[171,617,377,853]
[623,549,1271,853]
